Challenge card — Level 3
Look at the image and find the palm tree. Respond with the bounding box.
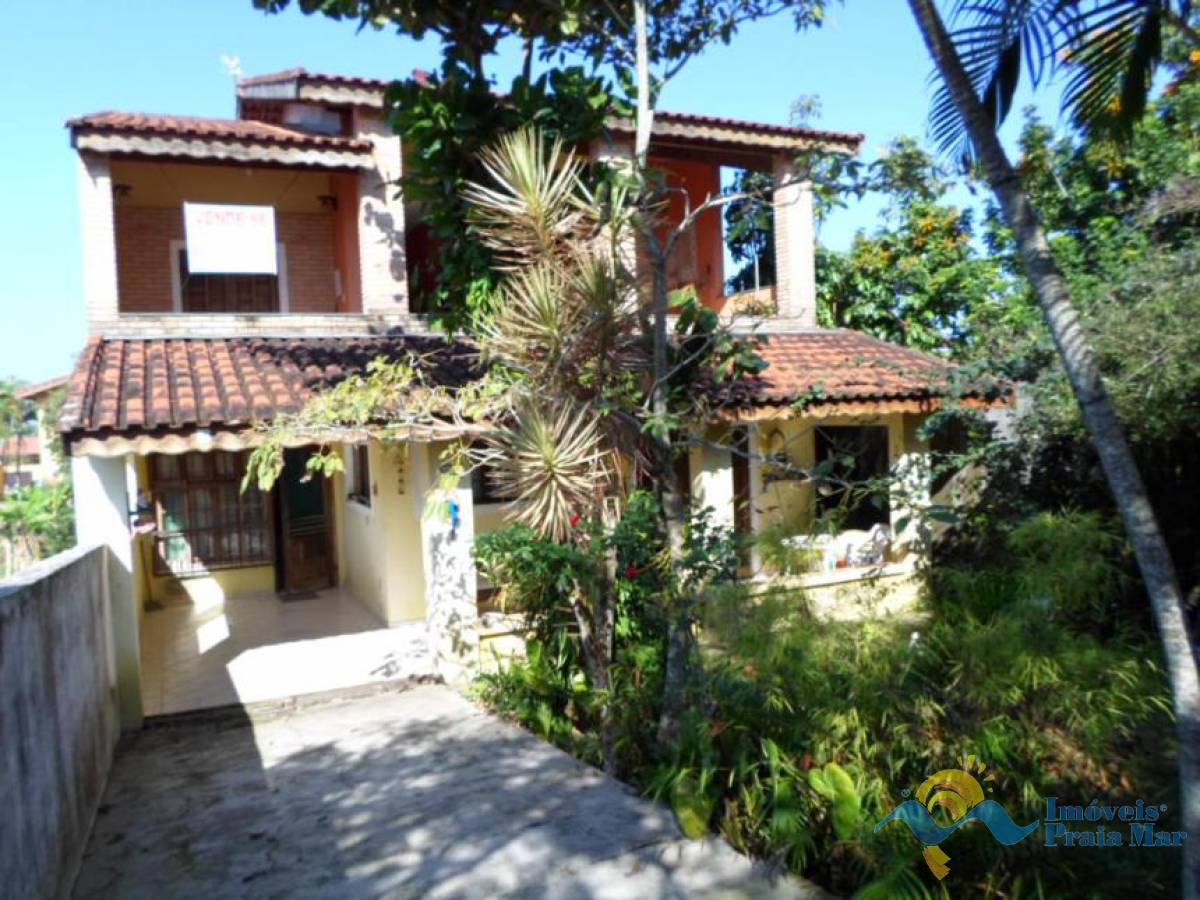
[905,1,1199,893]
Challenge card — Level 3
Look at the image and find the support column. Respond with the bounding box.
[77,153,119,334]
[588,138,639,288]
[889,415,932,560]
[696,439,735,530]
[352,109,409,316]
[413,444,479,681]
[71,454,142,730]
[747,424,765,573]
[772,156,816,326]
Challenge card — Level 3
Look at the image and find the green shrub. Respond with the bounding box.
[1007,509,1122,620]
[475,505,1177,897]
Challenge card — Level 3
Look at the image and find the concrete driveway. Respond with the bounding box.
[74,683,827,899]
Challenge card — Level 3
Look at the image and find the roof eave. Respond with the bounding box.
[71,130,374,170]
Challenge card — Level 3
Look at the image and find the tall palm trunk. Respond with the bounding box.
[907,1,1200,893]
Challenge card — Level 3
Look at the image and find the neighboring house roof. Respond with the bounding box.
[732,331,1004,416]
[59,332,997,456]
[59,336,481,456]
[67,111,374,169]
[15,375,69,402]
[0,436,40,458]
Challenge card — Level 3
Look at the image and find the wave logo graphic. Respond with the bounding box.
[874,755,1039,880]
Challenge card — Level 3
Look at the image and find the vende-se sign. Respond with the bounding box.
[183,203,277,275]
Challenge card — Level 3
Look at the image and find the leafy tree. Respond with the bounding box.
[0,481,74,574]
[0,379,34,494]
[906,1,1200,889]
[247,126,757,773]
[817,137,1004,353]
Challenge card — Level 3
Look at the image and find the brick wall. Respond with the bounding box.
[87,312,428,339]
[352,109,409,315]
[113,206,339,313]
[77,154,120,324]
[771,156,816,326]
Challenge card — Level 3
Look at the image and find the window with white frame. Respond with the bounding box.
[169,240,289,313]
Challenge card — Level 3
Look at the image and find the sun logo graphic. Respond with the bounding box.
[874,755,1040,880]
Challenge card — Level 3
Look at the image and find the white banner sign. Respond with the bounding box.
[183,202,277,275]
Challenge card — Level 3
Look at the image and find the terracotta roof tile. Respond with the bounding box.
[1,436,40,458]
[238,67,392,90]
[59,336,480,442]
[728,331,1003,411]
[66,111,372,151]
[15,375,69,402]
[60,331,999,447]
[239,67,863,151]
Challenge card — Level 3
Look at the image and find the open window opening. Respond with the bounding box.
[813,425,891,531]
[721,166,775,294]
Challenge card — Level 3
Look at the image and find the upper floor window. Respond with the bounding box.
[170,241,289,313]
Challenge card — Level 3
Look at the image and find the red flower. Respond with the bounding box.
[569,513,581,528]
[624,564,640,579]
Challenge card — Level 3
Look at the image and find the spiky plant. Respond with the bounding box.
[464,127,590,269]
[464,126,647,538]
[489,400,613,540]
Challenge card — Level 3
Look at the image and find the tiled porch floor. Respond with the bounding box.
[139,587,434,716]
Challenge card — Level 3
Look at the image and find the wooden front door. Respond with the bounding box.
[279,448,334,593]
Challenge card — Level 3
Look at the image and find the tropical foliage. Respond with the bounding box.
[817,137,1005,353]
[478,509,1178,897]
[0,481,74,575]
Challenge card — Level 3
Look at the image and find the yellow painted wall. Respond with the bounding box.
[110,160,332,213]
[340,441,428,625]
[381,443,427,622]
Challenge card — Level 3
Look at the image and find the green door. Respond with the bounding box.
[280,448,333,592]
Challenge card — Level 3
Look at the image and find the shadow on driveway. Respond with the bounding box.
[74,681,826,898]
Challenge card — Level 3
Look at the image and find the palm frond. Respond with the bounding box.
[928,0,1180,158]
[1061,1,1164,138]
[930,0,1079,161]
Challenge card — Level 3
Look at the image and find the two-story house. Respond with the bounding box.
[58,69,993,727]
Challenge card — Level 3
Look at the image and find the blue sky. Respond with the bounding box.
[0,1,1056,384]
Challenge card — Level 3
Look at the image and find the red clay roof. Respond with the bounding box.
[239,68,392,90]
[67,111,372,151]
[242,67,864,150]
[616,109,863,150]
[1,436,40,458]
[59,332,991,444]
[15,375,69,402]
[743,332,957,406]
[59,337,479,440]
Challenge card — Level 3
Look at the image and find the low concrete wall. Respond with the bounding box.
[750,561,926,622]
[0,544,120,900]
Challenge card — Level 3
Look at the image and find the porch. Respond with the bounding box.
[139,585,432,716]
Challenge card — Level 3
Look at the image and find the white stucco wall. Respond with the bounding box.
[71,454,142,730]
